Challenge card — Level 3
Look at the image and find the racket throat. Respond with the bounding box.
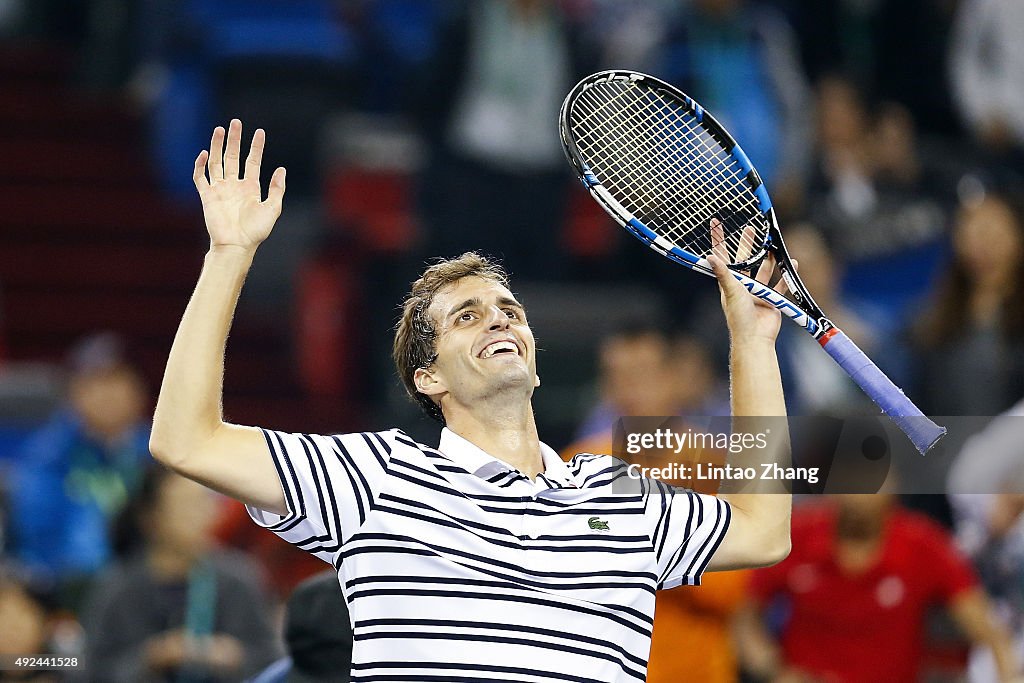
[813,319,839,344]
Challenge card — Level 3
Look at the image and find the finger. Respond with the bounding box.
[224,119,242,180]
[208,126,225,181]
[736,224,757,263]
[266,166,286,207]
[707,253,745,301]
[193,151,210,193]
[754,250,777,284]
[710,218,728,263]
[734,225,749,262]
[244,128,265,181]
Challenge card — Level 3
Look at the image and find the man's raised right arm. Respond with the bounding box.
[150,120,288,514]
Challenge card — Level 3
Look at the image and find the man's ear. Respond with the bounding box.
[414,367,447,398]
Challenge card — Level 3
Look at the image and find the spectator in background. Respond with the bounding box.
[737,493,1020,683]
[807,88,954,531]
[81,466,281,683]
[0,566,61,682]
[8,333,150,608]
[948,398,1024,683]
[568,324,726,446]
[949,0,1024,170]
[808,76,950,321]
[132,0,354,201]
[413,0,595,278]
[614,0,812,216]
[250,570,353,683]
[914,190,1024,417]
[646,569,749,683]
[213,499,325,601]
[780,0,959,136]
[776,224,879,416]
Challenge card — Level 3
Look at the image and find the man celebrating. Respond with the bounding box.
[150,121,791,681]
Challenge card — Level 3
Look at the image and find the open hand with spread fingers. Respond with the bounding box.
[193,119,286,252]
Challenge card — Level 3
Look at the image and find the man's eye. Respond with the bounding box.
[504,309,519,319]
[458,312,476,322]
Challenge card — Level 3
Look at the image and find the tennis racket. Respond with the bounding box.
[560,70,945,454]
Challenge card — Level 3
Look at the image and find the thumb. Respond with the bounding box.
[708,254,745,300]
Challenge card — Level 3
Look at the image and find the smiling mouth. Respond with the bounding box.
[480,341,520,359]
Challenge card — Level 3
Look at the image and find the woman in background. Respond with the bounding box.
[915,190,1024,417]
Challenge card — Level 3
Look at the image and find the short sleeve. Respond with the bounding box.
[647,480,732,589]
[914,517,978,603]
[245,429,393,564]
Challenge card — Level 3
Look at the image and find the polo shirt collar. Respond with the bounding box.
[439,428,578,488]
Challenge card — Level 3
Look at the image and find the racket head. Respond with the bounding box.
[560,72,944,453]
[560,70,775,276]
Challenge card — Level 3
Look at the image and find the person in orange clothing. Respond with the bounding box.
[563,324,744,682]
[646,569,749,683]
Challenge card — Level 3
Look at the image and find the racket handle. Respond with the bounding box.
[819,328,946,454]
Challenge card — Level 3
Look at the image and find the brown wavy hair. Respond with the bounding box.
[393,253,510,423]
[917,192,1024,346]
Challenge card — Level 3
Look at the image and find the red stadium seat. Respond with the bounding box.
[325,167,418,254]
[562,184,617,259]
[295,257,362,398]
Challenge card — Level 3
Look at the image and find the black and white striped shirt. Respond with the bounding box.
[247,427,731,682]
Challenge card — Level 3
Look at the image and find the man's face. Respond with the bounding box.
[69,365,145,441]
[415,276,538,412]
[600,334,674,416]
[147,475,220,557]
[835,493,893,527]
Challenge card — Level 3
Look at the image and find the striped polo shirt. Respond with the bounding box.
[247,427,731,682]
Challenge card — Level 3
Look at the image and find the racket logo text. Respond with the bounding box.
[739,276,818,333]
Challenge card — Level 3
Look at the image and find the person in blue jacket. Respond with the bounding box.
[9,332,150,607]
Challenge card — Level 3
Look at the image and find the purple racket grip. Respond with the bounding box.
[819,328,945,454]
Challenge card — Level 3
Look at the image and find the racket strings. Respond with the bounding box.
[642,91,762,250]
[579,88,742,250]
[576,84,759,259]
[574,87,698,231]
[574,86,736,240]
[574,82,758,251]
[626,90,761,258]
[577,92,718,249]
[570,80,768,264]
[575,90,670,224]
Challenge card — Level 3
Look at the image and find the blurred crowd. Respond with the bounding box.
[0,0,1023,681]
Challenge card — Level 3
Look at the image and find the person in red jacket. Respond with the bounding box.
[737,494,1021,682]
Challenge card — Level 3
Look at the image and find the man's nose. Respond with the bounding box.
[486,306,511,331]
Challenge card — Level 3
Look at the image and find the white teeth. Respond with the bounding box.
[482,341,518,358]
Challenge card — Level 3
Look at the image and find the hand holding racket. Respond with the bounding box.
[559,71,945,454]
[707,219,791,346]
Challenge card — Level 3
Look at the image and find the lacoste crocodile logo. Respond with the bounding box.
[588,516,610,532]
